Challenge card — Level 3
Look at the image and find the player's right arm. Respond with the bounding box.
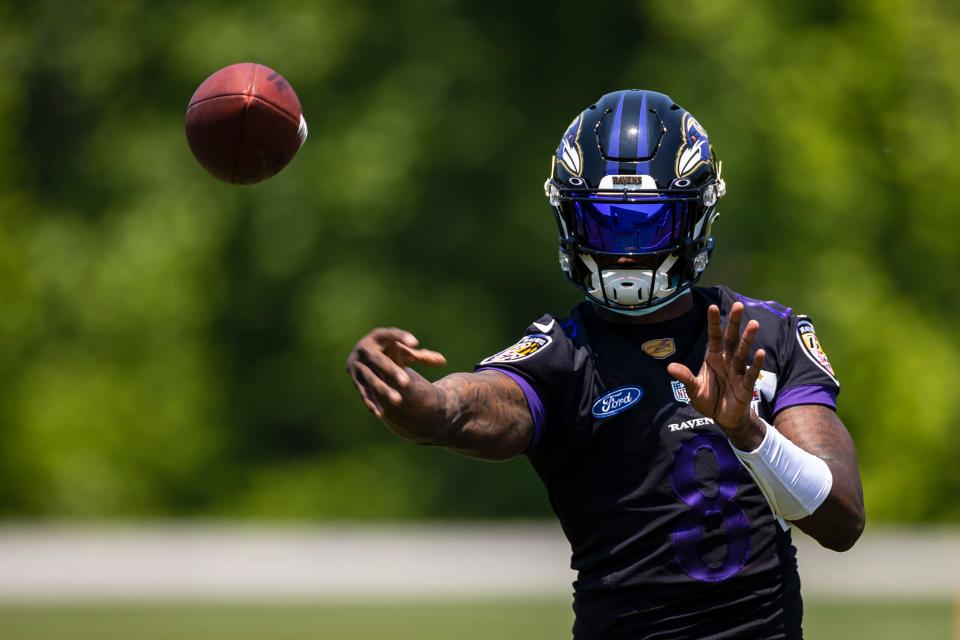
[346,328,535,461]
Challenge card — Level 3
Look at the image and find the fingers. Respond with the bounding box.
[350,371,384,418]
[740,349,766,398]
[397,342,447,367]
[667,362,700,398]
[354,360,403,407]
[351,328,440,391]
[712,303,761,376]
[347,327,444,419]
[723,302,744,360]
[372,327,420,348]
[363,342,412,387]
[731,319,759,375]
[367,328,446,370]
[706,305,723,354]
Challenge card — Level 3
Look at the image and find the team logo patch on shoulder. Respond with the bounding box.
[592,386,644,419]
[642,338,676,359]
[796,320,837,381]
[480,334,552,365]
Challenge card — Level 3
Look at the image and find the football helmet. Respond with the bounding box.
[544,89,725,313]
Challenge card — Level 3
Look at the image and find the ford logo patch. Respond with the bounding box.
[592,386,643,419]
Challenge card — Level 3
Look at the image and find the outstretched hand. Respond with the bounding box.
[667,302,766,450]
[346,328,447,422]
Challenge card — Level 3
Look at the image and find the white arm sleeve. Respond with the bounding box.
[732,416,833,521]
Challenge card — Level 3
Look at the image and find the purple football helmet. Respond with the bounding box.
[545,89,725,312]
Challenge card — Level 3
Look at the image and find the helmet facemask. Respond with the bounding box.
[548,176,722,312]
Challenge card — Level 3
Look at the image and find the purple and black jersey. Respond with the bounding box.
[475,286,839,639]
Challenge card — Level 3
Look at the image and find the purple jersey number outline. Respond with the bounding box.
[671,433,751,582]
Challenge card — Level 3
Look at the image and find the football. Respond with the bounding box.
[185,62,307,184]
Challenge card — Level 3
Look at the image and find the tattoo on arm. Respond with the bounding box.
[433,370,535,460]
[775,405,866,548]
[775,406,860,489]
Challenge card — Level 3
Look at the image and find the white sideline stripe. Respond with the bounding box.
[0,524,955,602]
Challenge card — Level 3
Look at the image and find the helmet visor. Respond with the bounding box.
[570,198,687,253]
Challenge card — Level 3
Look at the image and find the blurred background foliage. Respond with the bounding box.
[0,0,956,522]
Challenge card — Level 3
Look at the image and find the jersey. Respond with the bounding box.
[474,286,840,640]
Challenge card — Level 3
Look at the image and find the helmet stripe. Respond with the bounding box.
[635,92,650,174]
[604,91,654,175]
[618,92,642,175]
[604,92,625,176]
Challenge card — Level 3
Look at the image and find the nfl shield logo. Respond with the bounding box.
[671,380,690,404]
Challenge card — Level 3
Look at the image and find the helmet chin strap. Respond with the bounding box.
[599,289,692,317]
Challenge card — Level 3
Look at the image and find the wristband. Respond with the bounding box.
[732,416,833,521]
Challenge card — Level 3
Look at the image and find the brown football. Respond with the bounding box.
[185,63,307,184]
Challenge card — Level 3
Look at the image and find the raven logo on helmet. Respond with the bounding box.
[675,112,712,178]
[557,114,584,176]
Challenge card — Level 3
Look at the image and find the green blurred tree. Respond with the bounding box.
[0,0,955,521]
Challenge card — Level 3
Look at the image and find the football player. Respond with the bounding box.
[346,89,865,639]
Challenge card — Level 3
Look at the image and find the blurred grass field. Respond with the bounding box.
[0,599,953,640]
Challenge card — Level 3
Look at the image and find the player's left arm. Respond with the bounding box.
[668,302,865,552]
[772,404,865,551]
